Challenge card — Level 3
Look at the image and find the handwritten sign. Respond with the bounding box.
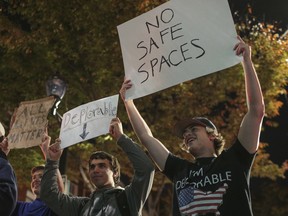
[59,95,119,149]
[117,0,241,100]
[8,96,55,149]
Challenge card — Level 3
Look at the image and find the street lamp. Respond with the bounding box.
[46,75,67,121]
[46,74,67,174]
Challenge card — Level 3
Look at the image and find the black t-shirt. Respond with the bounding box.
[163,139,256,216]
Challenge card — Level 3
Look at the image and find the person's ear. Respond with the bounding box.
[208,134,216,141]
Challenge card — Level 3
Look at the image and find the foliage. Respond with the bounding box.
[252,143,285,180]
[0,0,288,214]
[252,178,288,216]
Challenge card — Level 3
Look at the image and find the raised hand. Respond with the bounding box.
[41,131,63,161]
[49,139,63,161]
[119,79,133,101]
[109,117,124,141]
[39,127,50,160]
[233,35,251,61]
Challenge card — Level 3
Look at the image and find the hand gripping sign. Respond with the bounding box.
[117,0,241,100]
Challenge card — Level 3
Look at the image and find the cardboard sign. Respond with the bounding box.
[59,95,119,149]
[8,96,55,149]
[117,0,241,100]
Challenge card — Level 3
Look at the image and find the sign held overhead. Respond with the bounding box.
[117,0,241,100]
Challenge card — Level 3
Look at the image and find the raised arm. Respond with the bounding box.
[110,117,154,214]
[234,36,265,153]
[40,134,88,216]
[39,128,64,193]
[120,80,170,171]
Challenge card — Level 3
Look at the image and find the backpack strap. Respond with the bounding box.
[116,190,131,216]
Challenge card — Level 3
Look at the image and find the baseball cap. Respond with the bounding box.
[173,117,217,138]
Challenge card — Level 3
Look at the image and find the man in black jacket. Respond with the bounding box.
[0,122,17,216]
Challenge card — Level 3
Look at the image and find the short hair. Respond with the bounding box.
[89,151,120,184]
[180,127,225,156]
[31,165,45,175]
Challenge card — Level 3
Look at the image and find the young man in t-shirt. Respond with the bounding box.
[120,36,264,215]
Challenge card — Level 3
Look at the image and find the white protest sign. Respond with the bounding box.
[59,94,119,149]
[8,96,55,149]
[117,0,241,100]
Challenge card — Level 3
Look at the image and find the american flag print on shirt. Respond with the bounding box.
[178,183,228,216]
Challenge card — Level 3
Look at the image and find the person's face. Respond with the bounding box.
[89,159,115,189]
[31,169,44,197]
[183,125,215,157]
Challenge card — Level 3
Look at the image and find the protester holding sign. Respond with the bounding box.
[40,117,155,216]
[120,36,264,215]
[0,122,17,216]
[11,129,64,216]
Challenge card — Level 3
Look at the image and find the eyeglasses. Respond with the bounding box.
[0,136,4,143]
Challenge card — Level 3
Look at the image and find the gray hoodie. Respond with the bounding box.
[40,134,155,216]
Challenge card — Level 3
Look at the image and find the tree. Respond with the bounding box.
[0,0,288,215]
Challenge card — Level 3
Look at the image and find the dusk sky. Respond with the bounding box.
[230,0,288,27]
